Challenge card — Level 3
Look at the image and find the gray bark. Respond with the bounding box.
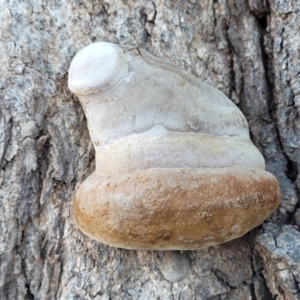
[0,0,299,299]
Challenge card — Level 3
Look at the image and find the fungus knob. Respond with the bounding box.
[69,42,128,95]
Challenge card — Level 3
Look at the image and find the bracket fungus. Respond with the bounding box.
[68,42,280,250]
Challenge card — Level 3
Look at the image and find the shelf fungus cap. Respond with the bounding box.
[69,42,280,250]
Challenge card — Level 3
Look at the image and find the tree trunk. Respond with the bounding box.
[1,0,299,299]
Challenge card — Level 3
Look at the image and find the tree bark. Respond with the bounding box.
[0,0,299,299]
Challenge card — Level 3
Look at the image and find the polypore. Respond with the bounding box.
[68,42,280,250]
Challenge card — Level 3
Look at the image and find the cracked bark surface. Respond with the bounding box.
[0,0,299,299]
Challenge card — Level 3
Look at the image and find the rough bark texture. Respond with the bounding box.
[0,0,299,299]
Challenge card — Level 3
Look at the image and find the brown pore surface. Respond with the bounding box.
[73,167,280,250]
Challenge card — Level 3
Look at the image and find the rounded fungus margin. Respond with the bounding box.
[68,42,280,250]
